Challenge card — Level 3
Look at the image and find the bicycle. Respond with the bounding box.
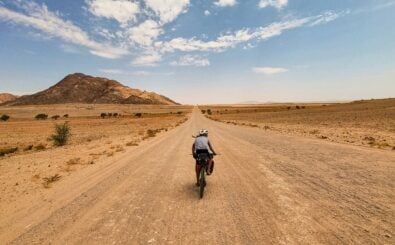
[196,153,209,199]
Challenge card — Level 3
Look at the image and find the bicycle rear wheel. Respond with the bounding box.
[199,167,206,199]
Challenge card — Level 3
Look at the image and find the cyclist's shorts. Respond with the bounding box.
[195,149,213,165]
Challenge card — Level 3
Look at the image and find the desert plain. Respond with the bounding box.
[0,100,394,244]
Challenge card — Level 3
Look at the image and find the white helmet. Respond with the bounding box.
[199,129,208,136]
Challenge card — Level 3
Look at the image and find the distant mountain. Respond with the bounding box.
[6,73,178,105]
[0,93,18,104]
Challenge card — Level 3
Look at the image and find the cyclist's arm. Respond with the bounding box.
[208,140,217,155]
[192,143,197,158]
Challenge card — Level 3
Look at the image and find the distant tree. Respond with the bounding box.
[63,114,69,118]
[287,106,291,110]
[296,106,301,109]
[100,113,107,119]
[135,113,142,117]
[0,114,10,121]
[201,110,206,114]
[51,115,60,120]
[35,114,48,120]
[113,113,119,117]
[177,111,183,115]
[301,106,306,109]
[207,109,212,115]
[108,113,113,117]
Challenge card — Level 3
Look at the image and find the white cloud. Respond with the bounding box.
[0,2,129,59]
[144,0,189,24]
[132,52,162,66]
[309,11,340,26]
[99,69,125,74]
[253,67,288,75]
[171,55,210,67]
[87,0,140,25]
[204,10,211,16]
[259,0,288,9]
[127,20,163,46]
[214,0,237,7]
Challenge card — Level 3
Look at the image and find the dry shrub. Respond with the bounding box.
[126,141,139,146]
[0,147,18,157]
[1,114,10,121]
[42,174,61,188]
[115,145,124,152]
[24,145,34,151]
[34,144,46,151]
[67,158,82,165]
[51,122,71,146]
[146,129,157,137]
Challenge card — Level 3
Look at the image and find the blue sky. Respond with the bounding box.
[0,0,394,104]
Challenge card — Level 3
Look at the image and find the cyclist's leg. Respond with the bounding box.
[195,163,202,186]
[207,155,214,175]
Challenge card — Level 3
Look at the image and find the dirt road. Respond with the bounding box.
[2,108,394,244]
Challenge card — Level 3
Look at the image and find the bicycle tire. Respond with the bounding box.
[199,166,206,199]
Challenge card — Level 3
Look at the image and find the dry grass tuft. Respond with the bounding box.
[126,141,139,146]
[67,158,82,165]
[34,144,46,151]
[0,147,18,157]
[42,174,62,188]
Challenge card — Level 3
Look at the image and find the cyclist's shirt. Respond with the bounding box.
[193,136,215,154]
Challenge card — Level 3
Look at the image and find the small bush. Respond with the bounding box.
[113,113,119,117]
[146,129,158,138]
[42,174,61,188]
[35,114,48,120]
[126,141,139,146]
[201,110,206,114]
[301,106,306,109]
[51,115,60,120]
[1,114,10,121]
[24,145,34,151]
[207,109,212,115]
[177,111,183,115]
[100,113,107,118]
[135,113,142,117]
[108,113,113,117]
[287,106,291,110]
[63,114,69,118]
[34,144,46,151]
[50,122,71,146]
[0,147,18,156]
[296,106,300,109]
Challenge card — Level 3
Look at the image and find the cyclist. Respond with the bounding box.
[192,129,217,186]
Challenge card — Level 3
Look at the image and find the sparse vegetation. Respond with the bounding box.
[100,113,107,118]
[63,114,69,118]
[135,112,142,117]
[126,141,139,146]
[24,145,34,151]
[146,129,157,137]
[0,147,18,156]
[34,144,46,151]
[51,115,60,120]
[201,110,206,114]
[1,114,10,121]
[35,113,48,120]
[207,109,212,115]
[50,122,71,146]
[42,174,62,188]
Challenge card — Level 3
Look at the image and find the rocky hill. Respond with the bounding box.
[0,93,18,104]
[6,73,178,105]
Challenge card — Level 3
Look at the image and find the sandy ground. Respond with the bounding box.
[0,108,394,244]
[203,99,395,151]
